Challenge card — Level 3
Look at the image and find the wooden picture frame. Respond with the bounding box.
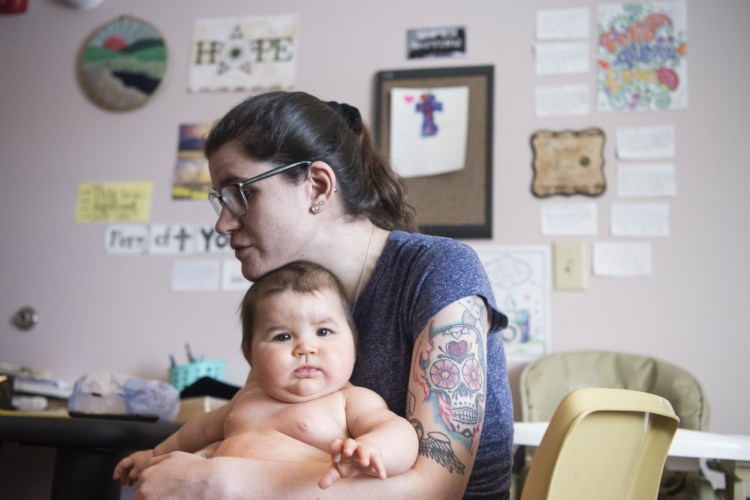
[374,65,494,239]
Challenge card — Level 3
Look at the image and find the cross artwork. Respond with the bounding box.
[416,93,443,137]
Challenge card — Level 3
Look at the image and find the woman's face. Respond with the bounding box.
[208,141,314,281]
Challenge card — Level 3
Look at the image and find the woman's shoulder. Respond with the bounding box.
[387,230,478,261]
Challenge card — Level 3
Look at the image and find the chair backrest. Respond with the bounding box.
[519,387,679,500]
[519,350,710,431]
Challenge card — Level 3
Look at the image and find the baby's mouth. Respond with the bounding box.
[294,366,320,378]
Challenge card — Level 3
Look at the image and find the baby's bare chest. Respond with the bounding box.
[224,394,349,450]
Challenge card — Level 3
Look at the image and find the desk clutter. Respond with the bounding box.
[68,371,180,422]
[0,362,72,413]
[1,351,233,422]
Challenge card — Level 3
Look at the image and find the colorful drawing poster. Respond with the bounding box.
[597,1,687,112]
[389,86,469,178]
[475,246,551,362]
[173,123,212,200]
[189,14,299,93]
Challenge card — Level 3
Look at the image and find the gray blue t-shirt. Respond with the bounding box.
[350,230,513,499]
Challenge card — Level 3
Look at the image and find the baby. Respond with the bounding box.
[114,260,418,489]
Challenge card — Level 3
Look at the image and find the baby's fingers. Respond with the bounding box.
[318,464,342,489]
[369,453,387,480]
[113,457,131,483]
[340,438,361,459]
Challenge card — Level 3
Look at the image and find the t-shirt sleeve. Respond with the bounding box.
[406,238,508,340]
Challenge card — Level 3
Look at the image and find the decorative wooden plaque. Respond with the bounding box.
[531,128,606,198]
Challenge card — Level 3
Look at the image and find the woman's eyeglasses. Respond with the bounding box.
[208,160,312,218]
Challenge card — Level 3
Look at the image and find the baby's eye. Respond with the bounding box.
[272,332,292,342]
[317,328,333,337]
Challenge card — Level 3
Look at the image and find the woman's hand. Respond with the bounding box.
[133,452,214,499]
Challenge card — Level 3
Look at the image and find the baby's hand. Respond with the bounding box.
[113,449,156,486]
[318,438,386,489]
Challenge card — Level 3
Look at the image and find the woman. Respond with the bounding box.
[134,91,513,499]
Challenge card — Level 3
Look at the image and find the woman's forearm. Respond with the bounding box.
[135,453,465,500]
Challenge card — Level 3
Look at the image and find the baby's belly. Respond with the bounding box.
[215,430,331,463]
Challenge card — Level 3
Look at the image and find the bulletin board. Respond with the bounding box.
[374,65,494,239]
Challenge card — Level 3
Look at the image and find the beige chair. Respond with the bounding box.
[520,387,679,500]
[519,351,709,431]
[516,351,714,500]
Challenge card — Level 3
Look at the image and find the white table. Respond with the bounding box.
[514,422,750,500]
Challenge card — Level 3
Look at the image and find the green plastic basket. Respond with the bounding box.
[168,360,225,391]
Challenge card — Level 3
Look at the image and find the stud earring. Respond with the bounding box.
[310,204,320,214]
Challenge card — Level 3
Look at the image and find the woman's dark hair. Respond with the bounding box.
[205,91,417,232]
[239,260,358,358]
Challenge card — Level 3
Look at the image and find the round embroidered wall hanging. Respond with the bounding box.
[78,16,167,112]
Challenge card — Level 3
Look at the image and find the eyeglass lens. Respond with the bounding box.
[209,161,312,218]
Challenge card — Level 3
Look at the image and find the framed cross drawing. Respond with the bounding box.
[375,66,494,239]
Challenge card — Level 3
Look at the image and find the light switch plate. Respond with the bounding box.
[554,241,588,291]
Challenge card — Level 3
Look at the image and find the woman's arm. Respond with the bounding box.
[134,296,491,499]
[115,399,232,485]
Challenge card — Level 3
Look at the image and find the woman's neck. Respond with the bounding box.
[305,221,389,304]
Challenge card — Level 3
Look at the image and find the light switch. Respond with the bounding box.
[554,241,587,291]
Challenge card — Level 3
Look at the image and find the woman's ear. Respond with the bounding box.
[306,160,336,209]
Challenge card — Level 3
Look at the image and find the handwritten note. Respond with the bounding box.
[541,203,598,236]
[76,182,153,223]
[535,42,590,75]
[618,163,676,198]
[535,83,590,116]
[536,7,590,40]
[593,242,652,277]
[171,260,220,292]
[611,202,670,237]
[616,125,675,159]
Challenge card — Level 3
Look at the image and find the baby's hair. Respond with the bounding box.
[239,260,357,356]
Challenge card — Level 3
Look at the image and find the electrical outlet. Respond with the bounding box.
[554,241,587,291]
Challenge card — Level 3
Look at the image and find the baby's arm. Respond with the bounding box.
[318,386,418,489]
[113,400,232,486]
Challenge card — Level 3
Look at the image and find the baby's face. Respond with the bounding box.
[249,288,355,403]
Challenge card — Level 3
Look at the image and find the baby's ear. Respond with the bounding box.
[242,345,253,365]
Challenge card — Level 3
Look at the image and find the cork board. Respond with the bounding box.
[375,66,494,239]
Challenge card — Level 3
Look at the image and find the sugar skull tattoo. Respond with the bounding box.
[411,297,488,462]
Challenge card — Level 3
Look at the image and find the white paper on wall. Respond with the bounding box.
[593,242,653,277]
[535,42,590,75]
[536,7,590,40]
[617,163,676,197]
[535,83,590,116]
[171,260,221,291]
[611,202,670,237]
[389,86,469,178]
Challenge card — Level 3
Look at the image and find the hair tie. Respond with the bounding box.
[327,101,362,134]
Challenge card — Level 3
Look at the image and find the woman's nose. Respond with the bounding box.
[215,206,240,235]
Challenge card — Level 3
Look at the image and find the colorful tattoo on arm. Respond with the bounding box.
[410,297,489,469]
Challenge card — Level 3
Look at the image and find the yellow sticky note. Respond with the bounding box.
[76,181,153,223]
